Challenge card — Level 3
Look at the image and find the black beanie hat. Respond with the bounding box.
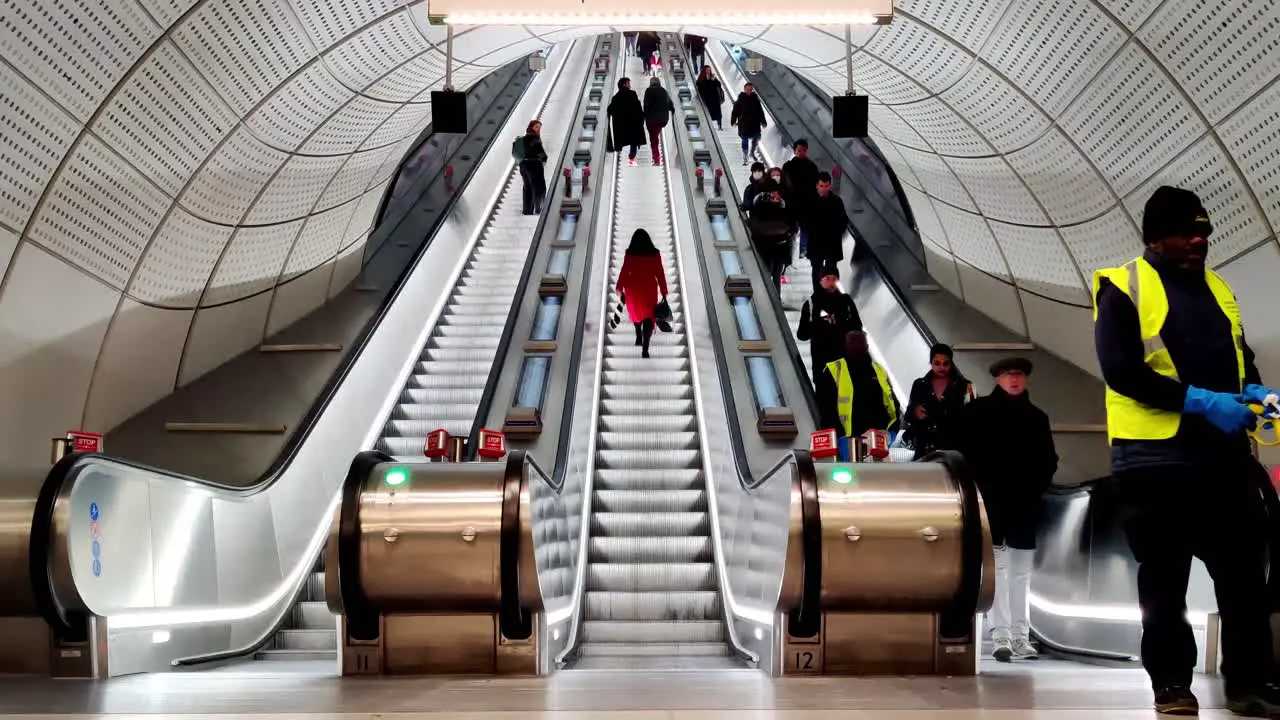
[1142,186,1213,245]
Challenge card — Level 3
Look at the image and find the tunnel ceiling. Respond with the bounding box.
[2,0,1280,476]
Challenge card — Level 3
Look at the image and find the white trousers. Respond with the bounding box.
[987,546,1033,641]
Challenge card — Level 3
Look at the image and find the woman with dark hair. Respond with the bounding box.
[519,120,548,215]
[904,343,973,459]
[695,65,725,130]
[616,229,668,359]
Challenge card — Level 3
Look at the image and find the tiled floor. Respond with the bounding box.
[0,658,1234,717]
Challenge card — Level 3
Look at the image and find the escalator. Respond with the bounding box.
[568,114,736,670]
[3,39,600,677]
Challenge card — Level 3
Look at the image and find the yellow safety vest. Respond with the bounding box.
[825,358,898,437]
[1091,256,1244,443]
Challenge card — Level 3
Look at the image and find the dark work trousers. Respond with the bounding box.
[690,50,705,72]
[1117,456,1275,694]
[633,319,654,354]
[519,160,546,215]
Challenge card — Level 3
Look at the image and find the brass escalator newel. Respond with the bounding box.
[920,526,940,542]
[384,527,400,543]
[844,526,862,543]
[461,526,477,543]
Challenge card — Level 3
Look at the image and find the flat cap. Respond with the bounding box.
[989,356,1033,377]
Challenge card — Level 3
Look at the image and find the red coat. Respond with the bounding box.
[617,252,668,322]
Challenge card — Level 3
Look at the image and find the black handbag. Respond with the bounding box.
[655,297,673,333]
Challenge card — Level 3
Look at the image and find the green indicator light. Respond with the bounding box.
[832,469,855,485]
[385,468,409,487]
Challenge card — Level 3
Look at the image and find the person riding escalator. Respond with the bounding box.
[817,330,899,461]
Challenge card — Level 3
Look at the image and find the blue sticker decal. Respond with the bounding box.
[89,503,99,521]
[91,540,100,558]
[92,558,101,578]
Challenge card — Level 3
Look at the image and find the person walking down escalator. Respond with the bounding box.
[637,32,660,74]
[742,162,769,214]
[607,78,646,167]
[1093,186,1280,717]
[796,264,862,380]
[642,76,675,166]
[685,34,707,74]
[903,343,973,459]
[730,82,767,165]
[748,174,795,293]
[953,357,1056,664]
[817,330,899,461]
[696,66,725,131]
[518,120,548,216]
[804,172,850,289]
[616,229,669,360]
[783,140,820,258]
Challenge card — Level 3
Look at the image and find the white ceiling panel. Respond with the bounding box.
[851,54,931,104]
[1217,78,1280,233]
[204,220,305,306]
[245,63,353,151]
[893,0,1014,53]
[366,53,447,103]
[754,27,849,66]
[989,221,1086,303]
[288,0,405,49]
[180,127,288,223]
[887,142,978,211]
[865,16,972,94]
[283,201,359,278]
[324,13,429,91]
[888,98,990,156]
[1005,128,1116,225]
[245,153,348,225]
[1060,207,1142,279]
[130,206,234,307]
[301,97,401,156]
[866,104,929,148]
[1093,0,1165,30]
[316,148,390,213]
[362,103,435,151]
[940,63,1050,153]
[0,61,80,232]
[945,156,1049,225]
[932,204,1008,277]
[451,26,539,64]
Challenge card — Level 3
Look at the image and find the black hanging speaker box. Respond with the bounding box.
[432,91,468,134]
[832,95,869,138]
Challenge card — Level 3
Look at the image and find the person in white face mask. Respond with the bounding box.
[741,161,768,215]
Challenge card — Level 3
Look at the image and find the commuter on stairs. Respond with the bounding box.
[952,357,1056,663]
[1093,185,1280,717]
[742,162,769,214]
[624,31,638,57]
[616,229,669,360]
[642,76,675,166]
[817,330,899,462]
[685,34,707,73]
[783,139,820,258]
[803,172,851,290]
[518,120,548,216]
[637,32,660,74]
[695,66,726,131]
[903,343,973,460]
[748,173,796,293]
[796,264,862,381]
[607,78,646,167]
[730,82,767,165]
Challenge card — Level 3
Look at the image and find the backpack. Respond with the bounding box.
[511,136,526,161]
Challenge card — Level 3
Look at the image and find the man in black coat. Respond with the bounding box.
[607,78,646,166]
[804,172,850,289]
[730,83,767,165]
[953,357,1057,664]
[783,140,820,257]
[685,34,707,71]
[796,264,861,378]
[642,76,675,165]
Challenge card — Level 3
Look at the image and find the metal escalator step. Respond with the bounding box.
[601,357,688,372]
[590,512,709,536]
[601,371,691,387]
[582,620,724,644]
[587,563,716,592]
[601,399,694,416]
[597,431,699,451]
[410,363,495,378]
[425,348,498,362]
[274,629,336,651]
[589,536,713,563]
[306,572,325,601]
[584,590,721,621]
[255,648,338,661]
[295,601,335,630]
[406,374,489,390]
[596,449,700,470]
[598,414,696,432]
[600,385,692,402]
[592,490,706,513]
[603,343,686,358]
[386,416,476,436]
[594,469,702,491]
[577,641,730,657]
[380,434,465,456]
[430,335,502,350]
[396,388,484,408]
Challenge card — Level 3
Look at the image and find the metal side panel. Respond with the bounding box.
[17,40,596,677]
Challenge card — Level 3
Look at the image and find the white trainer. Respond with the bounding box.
[992,637,1013,663]
[1012,638,1039,659]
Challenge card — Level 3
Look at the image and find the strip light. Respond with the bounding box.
[1029,592,1209,628]
[441,12,880,25]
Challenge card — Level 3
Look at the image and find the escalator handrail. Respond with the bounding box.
[464,39,605,460]
[720,46,940,348]
[34,60,543,501]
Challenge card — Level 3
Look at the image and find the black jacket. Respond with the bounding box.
[803,193,850,263]
[643,86,675,127]
[695,77,725,120]
[731,92,767,137]
[816,355,899,438]
[953,387,1058,544]
[607,89,646,150]
[686,35,707,53]
[904,372,971,458]
[797,289,862,370]
[748,180,795,249]
[1094,248,1261,470]
[521,133,547,164]
[783,156,819,211]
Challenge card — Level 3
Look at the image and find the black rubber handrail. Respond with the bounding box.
[32,62,541,501]
[788,449,822,638]
[924,449,985,639]
[499,450,533,639]
[335,450,391,641]
[465,38,605,460]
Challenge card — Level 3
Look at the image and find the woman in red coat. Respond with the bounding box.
[616,229,668,358]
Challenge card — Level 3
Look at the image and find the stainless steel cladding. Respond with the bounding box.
[816,461,994,612]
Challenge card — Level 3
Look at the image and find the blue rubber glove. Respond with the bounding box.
[1184,386,1257,434]
[1242,383,1280,406]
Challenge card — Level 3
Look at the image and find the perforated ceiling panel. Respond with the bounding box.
[3,0,1280,449]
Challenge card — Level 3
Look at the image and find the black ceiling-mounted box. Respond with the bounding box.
[832,94,869,139]
[432,90,467,134]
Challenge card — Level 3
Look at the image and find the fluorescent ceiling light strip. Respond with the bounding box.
[444,13,879,25]
[1029,592,1208,628]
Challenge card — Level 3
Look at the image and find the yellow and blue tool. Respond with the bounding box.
[1248,394,1280,447]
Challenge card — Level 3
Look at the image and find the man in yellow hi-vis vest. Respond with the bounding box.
[818,330,899,461]
[1094,186,1280,717]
